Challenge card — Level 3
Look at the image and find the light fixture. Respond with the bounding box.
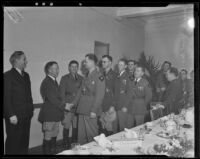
[4,7,23,23]
[187,17,194,29]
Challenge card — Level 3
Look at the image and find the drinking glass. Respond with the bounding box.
[71,143,80,154]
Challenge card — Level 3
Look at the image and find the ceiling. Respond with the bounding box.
[5,5,194,26]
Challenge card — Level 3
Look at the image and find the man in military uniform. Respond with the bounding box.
[69,54,105,145]
[162,67,183,115]
[156,61,171,101]
[59,60,83,149]
[38,61,70,154]
[99,55,117,136]
[126,65,152,126]
[127,59,136,77]
[113,59,134,132]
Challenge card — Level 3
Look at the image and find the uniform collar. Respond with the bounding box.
[104,68,112,75]
[88,68,97,77]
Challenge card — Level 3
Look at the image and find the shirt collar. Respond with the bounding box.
[14,67,22,75]
[119,70,125,77]
[135,77,141,82]
[48,75,56,81]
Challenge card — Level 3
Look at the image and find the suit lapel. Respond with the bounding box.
[11,68,27,85]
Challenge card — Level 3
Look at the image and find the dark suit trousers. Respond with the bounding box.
[5,117,31,155]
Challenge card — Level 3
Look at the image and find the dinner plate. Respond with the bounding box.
[156,131,173,139]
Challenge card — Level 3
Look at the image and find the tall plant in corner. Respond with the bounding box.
[138,52,160,100]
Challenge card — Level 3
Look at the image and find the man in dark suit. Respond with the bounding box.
[155,61,171,101]
[38,61,70,154]
[4,51,34,154]
[163,67,183,115]
[59,60,83,149]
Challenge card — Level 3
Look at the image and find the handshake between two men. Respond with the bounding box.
[64,103,74,111]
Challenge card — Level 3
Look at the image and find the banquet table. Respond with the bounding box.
[58,115,194,156]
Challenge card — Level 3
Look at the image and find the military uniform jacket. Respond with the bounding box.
[4,68,34,119]
[59,73,83,103]
[38,76,65,123]
[162,78,183,115]
[72,69,105,116]
[126,78,152,115]
[101,69,117,112]
[113,71,132,112]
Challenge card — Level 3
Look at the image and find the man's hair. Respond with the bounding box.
[85,53,98,64]
[128,59,136,64]
[9,51,25,66]
[181,69,188,74]
[119,58,128,65]
[168,67,179,77]
[163,61,172,67]
[136,64,145,72]
[69,60,79,67]
[102,55,113,62]
[44,61,58,74]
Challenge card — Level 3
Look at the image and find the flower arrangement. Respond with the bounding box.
[135,134,194,157]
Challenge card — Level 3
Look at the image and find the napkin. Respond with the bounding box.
[124,128,138,139]
[99,109,116,131]
[94,133,112,148]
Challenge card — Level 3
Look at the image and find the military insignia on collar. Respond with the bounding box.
[99,75,104,81]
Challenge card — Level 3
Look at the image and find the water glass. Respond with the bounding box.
[71,143,80,153]
[138,128,145,141]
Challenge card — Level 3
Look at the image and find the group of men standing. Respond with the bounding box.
[4,51,194,155]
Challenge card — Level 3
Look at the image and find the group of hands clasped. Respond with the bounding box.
[64,103,98,118]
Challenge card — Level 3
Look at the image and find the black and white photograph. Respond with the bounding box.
[2,2,199,157]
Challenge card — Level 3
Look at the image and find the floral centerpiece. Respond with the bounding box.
[135,134,194,157]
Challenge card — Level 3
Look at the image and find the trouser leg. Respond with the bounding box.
[134,115,145,126]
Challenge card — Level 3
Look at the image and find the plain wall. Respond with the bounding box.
[3,7,144,148]
[144,15,194,73]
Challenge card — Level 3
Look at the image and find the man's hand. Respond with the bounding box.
[65,103,74,111]
[121,107,127,113]
[160,87,166,91]
[109,106,115,113]
[90,112,97,118]
[10,115,18,125]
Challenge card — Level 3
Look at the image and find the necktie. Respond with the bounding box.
[75,74,78,81]
[134,79,137,85]
[21,71,24,77]
[55,79,59,87]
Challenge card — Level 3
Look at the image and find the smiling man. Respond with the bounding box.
[4,51,34,154]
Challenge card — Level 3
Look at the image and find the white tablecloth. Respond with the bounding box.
[58,116,194,155]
